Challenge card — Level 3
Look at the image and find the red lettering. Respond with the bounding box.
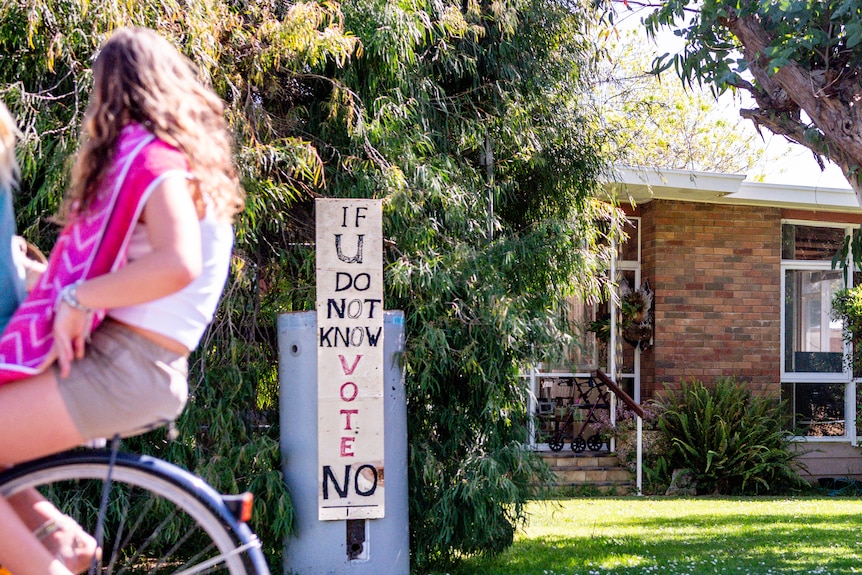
[340,409,359,430]
[340,436,356,456]
[340,381,358,401]
[339,354,362,375]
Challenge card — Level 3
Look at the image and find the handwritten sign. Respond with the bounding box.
[315,199,385,520]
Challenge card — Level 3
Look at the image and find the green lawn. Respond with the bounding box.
[428,497,862,575]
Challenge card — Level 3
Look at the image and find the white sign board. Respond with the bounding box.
[315,199,385,520]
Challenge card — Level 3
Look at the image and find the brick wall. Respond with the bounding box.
[639,200,782,398]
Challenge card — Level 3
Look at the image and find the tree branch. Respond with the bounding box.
[726,12,862,192]
[739,108,826,169]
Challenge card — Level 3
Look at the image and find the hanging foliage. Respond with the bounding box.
[1,0,620,569]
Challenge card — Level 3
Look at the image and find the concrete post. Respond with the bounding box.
[278,310,409,575]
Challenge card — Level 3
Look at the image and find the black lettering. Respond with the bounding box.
[335,272,372,292]
[354,465,378,496]
[319,327,351,347]
[335,234,364,264]
[334,327,350,347]
[320,327,334,347]
[330,298,377,319]
[327,298,346,319]
[323,465,350,499]
[321,326,381,347]
[364,299,382,318]
[351,273,371,291]
[354,207,367,227]
[335,272,354,291]
[365,327,382,347]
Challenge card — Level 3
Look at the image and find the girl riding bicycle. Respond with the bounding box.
[0,27,244,575]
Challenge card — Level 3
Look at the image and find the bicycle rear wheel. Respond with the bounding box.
[0,450,268,575]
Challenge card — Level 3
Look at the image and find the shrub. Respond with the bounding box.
[655,377,808,495]
[832,286,862,375]
[591,402,670,494]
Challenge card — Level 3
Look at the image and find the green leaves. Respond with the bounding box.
[317,0,619,565]
[594,30,767,173]
[0,2,359,571]
[622,0,862,188]
[657,378,807,495]
[6,0,618,568]
[831,283,862,374]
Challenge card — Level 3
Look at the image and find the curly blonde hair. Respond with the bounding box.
[0,102,19,193]
[67,27,243,222]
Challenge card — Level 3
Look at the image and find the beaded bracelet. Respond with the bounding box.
[59,280,93,312]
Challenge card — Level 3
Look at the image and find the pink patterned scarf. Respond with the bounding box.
[0,123,156,384]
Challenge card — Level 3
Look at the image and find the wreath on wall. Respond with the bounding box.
[588,279,654,351]
[620,279,653,351]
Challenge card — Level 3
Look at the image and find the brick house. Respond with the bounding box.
[532,166,862,482]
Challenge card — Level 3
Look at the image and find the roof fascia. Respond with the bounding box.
[607,165,861,214]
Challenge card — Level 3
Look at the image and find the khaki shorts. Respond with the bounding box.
[55,319,189,441]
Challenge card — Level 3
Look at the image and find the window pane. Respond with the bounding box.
[782,224,845,260]
[784,269,844,373]
[618,219,639,262]
[565,297,598,372]
[782,382,846,437]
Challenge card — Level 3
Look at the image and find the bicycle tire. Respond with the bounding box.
[0,450,269,575]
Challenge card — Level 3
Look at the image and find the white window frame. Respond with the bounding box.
[780,220,856,442]
[780,263,849,383]
[616,217,641,403]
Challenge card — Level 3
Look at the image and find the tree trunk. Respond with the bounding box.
[726,13,862,196]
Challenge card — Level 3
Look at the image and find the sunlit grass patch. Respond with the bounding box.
[426,497,862,575]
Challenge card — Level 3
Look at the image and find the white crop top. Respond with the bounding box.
[108,203,234,351]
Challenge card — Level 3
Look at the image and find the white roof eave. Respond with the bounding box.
[608,166,862,214]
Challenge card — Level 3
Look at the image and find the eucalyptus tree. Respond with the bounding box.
[0,0,622,567]
[315,0,623,564]
[610,0,862,200]
[0,0,355,566]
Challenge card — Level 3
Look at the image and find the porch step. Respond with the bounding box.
[537,450,635,494]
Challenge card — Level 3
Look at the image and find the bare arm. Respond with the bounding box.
[52,176,202,376]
